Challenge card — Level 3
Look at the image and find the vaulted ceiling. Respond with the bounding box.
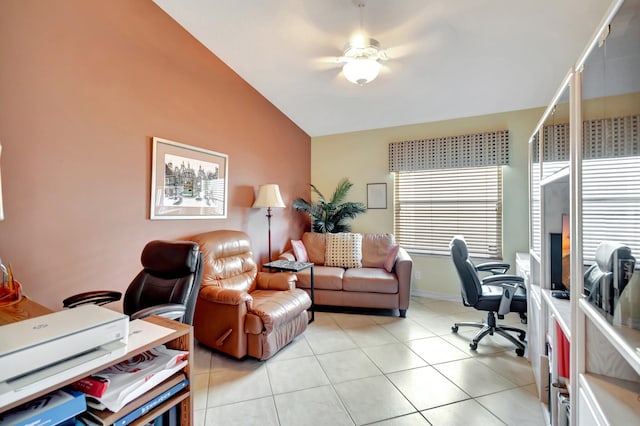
[152,0,612,136]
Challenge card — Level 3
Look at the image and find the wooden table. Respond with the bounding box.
[0,297,52,325]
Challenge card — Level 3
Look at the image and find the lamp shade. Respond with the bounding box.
[343,57,381,85]
[252,184,285,208]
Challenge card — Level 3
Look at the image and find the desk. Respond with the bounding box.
[0,297,52,325]
[263,260,314,323]
[0,299,193,424]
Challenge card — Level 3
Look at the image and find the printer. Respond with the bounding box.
[0,304,128,383]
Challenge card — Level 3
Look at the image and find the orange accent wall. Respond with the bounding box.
[0,0,310,309]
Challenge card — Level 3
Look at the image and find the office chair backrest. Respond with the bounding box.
[584,241,635,313]
[450,236,482,306]
[123,240,203,325]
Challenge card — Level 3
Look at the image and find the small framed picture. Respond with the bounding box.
[367,183,387,209]
[150,137,228,219]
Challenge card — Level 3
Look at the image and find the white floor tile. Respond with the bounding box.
[205,396,279,426]
[421,399,505,426]
[207,362,272,407]
[476,385,545,426]
[362,343,428,373]
[274,385,354,426]
[267,355,330,394]
[406,336,470,365]
[368,412,431,425]
[434,358,517,397]
[316,348,382,383]
[334,376,415,425]
[344,324,400,347]
[387,366,470,410]
[474,352,535,386]
[381,318,436,342]
[305,328,358,354]
[269,335,314,361]
[192,372,210,410]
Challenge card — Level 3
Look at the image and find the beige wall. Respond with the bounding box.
[312,108,544,297]
[0,0,310,309]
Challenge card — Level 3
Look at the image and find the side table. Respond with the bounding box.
[263,260,314,323]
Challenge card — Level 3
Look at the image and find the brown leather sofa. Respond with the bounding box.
[281,232,412,317]
[188,230,312,360]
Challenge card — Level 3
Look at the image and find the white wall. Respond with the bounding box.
[311,107,543,298]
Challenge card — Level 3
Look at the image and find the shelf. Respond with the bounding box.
[579,373,640,424]
[542,289,572,341]
[540,165,569,187]
[580,298,640,376]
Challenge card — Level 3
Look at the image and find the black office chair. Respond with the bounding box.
[449,236,528,356]
[584,241,635,316]
[63,240,203,325]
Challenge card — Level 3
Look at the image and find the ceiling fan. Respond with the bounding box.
[335,0,389,85]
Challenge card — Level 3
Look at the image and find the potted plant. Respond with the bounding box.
[292,178,366,233]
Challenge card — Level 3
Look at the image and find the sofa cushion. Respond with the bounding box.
[295,266,344,291]
[361,233,396,268]
[325,233,362,268]
[291,239,309,262]
[384,244,400,272]
[343,268,399,294]
[302,232,326,265]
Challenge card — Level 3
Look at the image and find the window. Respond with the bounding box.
[394,166,502,258]
[582,155,640,261]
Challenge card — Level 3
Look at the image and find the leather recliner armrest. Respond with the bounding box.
[256,272,297,291]
[278,251,296,262]
[199,286,253,306]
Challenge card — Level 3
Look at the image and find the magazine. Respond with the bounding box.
[73,345,187,412]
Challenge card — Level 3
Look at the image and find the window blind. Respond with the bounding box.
[582,155,640,261]
[394,166,502,258]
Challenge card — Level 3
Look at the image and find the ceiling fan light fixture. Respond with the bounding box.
[341,38,384,85]
[343,57,381,85]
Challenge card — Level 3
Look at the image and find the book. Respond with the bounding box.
[81,373,187,426]
[74,345,188,412]
[0,388,86,426]
[71,376,110,398]
[112,378,187,426]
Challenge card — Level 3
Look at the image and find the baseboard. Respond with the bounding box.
[410,289,459,302]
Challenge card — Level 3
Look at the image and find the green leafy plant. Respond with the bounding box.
[292,178,366,233]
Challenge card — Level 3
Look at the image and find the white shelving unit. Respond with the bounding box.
[528,1,640,424]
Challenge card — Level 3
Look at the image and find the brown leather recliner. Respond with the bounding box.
[188,230,312,360]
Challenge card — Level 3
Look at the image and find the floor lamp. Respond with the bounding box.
[252,184,285,262]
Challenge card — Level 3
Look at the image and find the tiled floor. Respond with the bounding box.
[191,296,545,425]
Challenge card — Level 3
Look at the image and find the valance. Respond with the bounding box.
[389,130,509,172]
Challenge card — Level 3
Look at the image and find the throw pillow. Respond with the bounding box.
[384,244,400,272]
[291,240,309,262]
[325,233,363,268]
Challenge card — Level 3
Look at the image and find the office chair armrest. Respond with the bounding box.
[130,303,186,321]
[482,274,524,286]
[475,262,511,275]
[62,290,122,308]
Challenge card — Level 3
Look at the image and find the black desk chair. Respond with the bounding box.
[584,241,635,316]
[63,240,203,325]
[449,236,527,356]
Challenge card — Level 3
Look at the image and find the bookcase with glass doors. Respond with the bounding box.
[527,0,640,424]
